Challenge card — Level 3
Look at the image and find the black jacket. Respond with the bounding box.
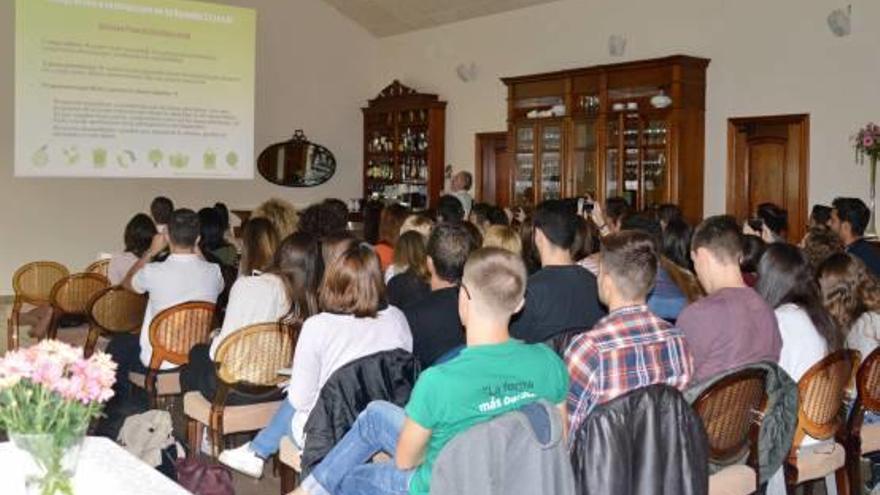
[300,349,420,474]
[570,384,709,495]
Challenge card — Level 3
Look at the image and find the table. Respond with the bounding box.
[0,436,191,495]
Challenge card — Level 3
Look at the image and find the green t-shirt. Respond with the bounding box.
[404,339,569,495]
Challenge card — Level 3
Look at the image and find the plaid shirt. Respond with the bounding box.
[564,305,694,438]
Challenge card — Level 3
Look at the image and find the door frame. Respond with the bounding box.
[726,113,810,241]
[474,131,508,203]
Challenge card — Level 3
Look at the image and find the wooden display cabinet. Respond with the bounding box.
[362,81,446,209]
[502,55,709,223]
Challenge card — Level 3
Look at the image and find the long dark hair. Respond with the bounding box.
[756,243,842,351]
[124,213,158,257]
[661,218,693,270]
[198,207,231,252]
[268,232,322,325]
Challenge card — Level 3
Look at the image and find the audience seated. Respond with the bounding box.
[150,195,174,234]
[830,197,880,276]
[213,202,235,244]
[744,202,788,243]
[107,208,225,396]
[385,214,433,282]
[108,213,157,285]
[237,217,280,276]
[436,194,465,224]
[565,231,693,437]
[198,207,238,268]
[386,231,431,309]
[291,248,568,495]
[375,203,409,270]
[809,204,832,228]
[570,216,599,264]
[740,234,766,287]
[577,196,631,274]
[511,200,604,343]
[657,203,683,231]
[482,225,522,255]
[468,202,492,234]
[661,218,693,271]
[404,223,478,367]
[219,244,412,478]
[252,197,299,239]
[181,232,322,404]
[677,215,781,383]
[298,200,351,240]
[801,225,844,271]
[818,253,880,361]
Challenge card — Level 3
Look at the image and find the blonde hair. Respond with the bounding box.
[252,198,299,238]
[482,225,522,255]
[462,247,527,318]
[400,214,434,239]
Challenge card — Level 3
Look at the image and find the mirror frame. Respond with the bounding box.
[256,129,336,187]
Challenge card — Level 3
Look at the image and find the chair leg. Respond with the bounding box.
[83,326,100,358]
[46,309,61,340]
[835,465,851,495]
[210,422,223,459]
[280,464,299,494]
[145,371,158,409]
[187,418,202,458]
[784,461,798,495]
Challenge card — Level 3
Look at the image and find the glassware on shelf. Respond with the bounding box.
[517,127,535,152]
[573,150,598,197]
[541,152,561,200]
[542,126,561,151]
[606,148,619,197]
[574,121,596,149]
[644,121,668,147]
[580,95,600,115]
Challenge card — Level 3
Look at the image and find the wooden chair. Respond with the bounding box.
[846,347,880,491]
[46,273,110,340]
[83,286,147,357]
[129,301,216,408]
[7,261,69,350]
[85,259,111,279]
[184,321,299,458]
[693,368,768,495]
[783,349,860,495]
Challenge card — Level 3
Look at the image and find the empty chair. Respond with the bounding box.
[184,321,299,458]
[128,301,216,408]
[846,347,880,490]
[47,272,110,340]
[84,286,147,357]
[7,261,69,350]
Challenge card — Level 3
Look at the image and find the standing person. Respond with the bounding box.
[829,197,880,276]
[291,248,569,495]
[218,245,412,478]
[677,215,782,382]
[108,213,158,285]
[510,200,604,343]
[565,231,693,437]
[404,223,479,367]
[150,196,174,234]
[818,253,880,361]
[449,170,474,217]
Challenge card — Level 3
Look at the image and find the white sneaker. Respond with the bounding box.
[218,442,264,479]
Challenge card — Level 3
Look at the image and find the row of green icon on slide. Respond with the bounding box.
[31,145,240,169]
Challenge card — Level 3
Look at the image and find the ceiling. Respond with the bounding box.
[321,0,566,37]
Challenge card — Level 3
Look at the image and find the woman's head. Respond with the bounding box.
[214,202,230,235]
[757,243,842,351]
[379,203,409,246]
[124,213,158,257]
[661,219,693,270]
[240,217,280,275]
[570,216,598,261]
[658,204,683,230]
[482,225,523,255]
[393,231,430,282]
[802,226,844,272]
[270,232,322,324]
[320,232,358,269]
[252,198,299,238]
[740,234,766,274]
[818,253,880,332]
[198,207,228,251]
[319,244,385,317]
[400,214,434,239]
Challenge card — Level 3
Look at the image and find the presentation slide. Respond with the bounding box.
[15,0,256,179]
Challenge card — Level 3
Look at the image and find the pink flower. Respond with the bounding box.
[865,135,876,149]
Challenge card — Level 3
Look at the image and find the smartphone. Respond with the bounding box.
[577,197,594,215]
[748,218,763,232]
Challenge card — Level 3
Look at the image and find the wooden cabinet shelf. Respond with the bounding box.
[502,55,709,224]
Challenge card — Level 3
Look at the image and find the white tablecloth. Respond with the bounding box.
[0,436,191,495]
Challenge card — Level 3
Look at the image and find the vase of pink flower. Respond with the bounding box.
[0,340,116,495]
[853,122,880,235]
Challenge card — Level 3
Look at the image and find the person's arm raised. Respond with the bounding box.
[122,232,167,292]
[395,418,432,470]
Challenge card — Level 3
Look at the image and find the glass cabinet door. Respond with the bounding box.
[540,124,562,200]
[605,118,620,198]
[514,125,535,206]
[642,148,667,208]
[622,113,640,206]
[573,120,598,197]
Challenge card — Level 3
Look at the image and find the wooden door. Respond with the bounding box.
[727,115,809,242]
[475,132,510,207]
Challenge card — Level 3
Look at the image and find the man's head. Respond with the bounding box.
[831,197,870,244]
[604,197,631,233]
[426,222,479,284]
[756,202,788,241]
[690,215,744,290]
[459,247,527,330]
[810,204,832,228]
[452,171,473,192]
[436,195,465,224]
[533,199,578,263]
[167,208,201,250]
[598,231,658,307]
[150,196,174,226]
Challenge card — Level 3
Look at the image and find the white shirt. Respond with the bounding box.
[209,273,290,359]
[775,304,828,382]
[452,190,473,217]
[846,311,880,362]
[108,252,139,286]
[131,254,224,369]
[288,306,412,446]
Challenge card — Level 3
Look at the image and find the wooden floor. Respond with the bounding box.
[0,300,284,495]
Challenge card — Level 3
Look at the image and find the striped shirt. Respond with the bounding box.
[564,305,694,438]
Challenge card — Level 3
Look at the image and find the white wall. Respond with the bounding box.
[0,0,378,294]
[371,0,879,217]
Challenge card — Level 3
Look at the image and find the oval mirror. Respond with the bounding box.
[257,130,336,187]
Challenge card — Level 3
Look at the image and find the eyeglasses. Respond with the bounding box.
[459,283,471,300]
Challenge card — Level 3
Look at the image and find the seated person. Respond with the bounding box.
[678,215,781,383]
[830,197,880,276]
[436,195,465,224]
[386,231,431,309]
[292,247,569,495]
[218,244,413,478]
[236,217,280,277]
[108,213,157,285]
[742,202,787,244]
[739,234,766,287]
[181,232,322,403]
[107,209,225,396]
[482,225,522,255]
[511,199,604,343]
[578,196,631,274]
[150,196,174,234]
[375,204,409,271]
[818,253,880,362]
[198,207,239,269]
[565,231,693,436]
[404,223,479,367]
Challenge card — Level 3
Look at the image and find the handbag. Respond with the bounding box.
[174,457,234,495]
